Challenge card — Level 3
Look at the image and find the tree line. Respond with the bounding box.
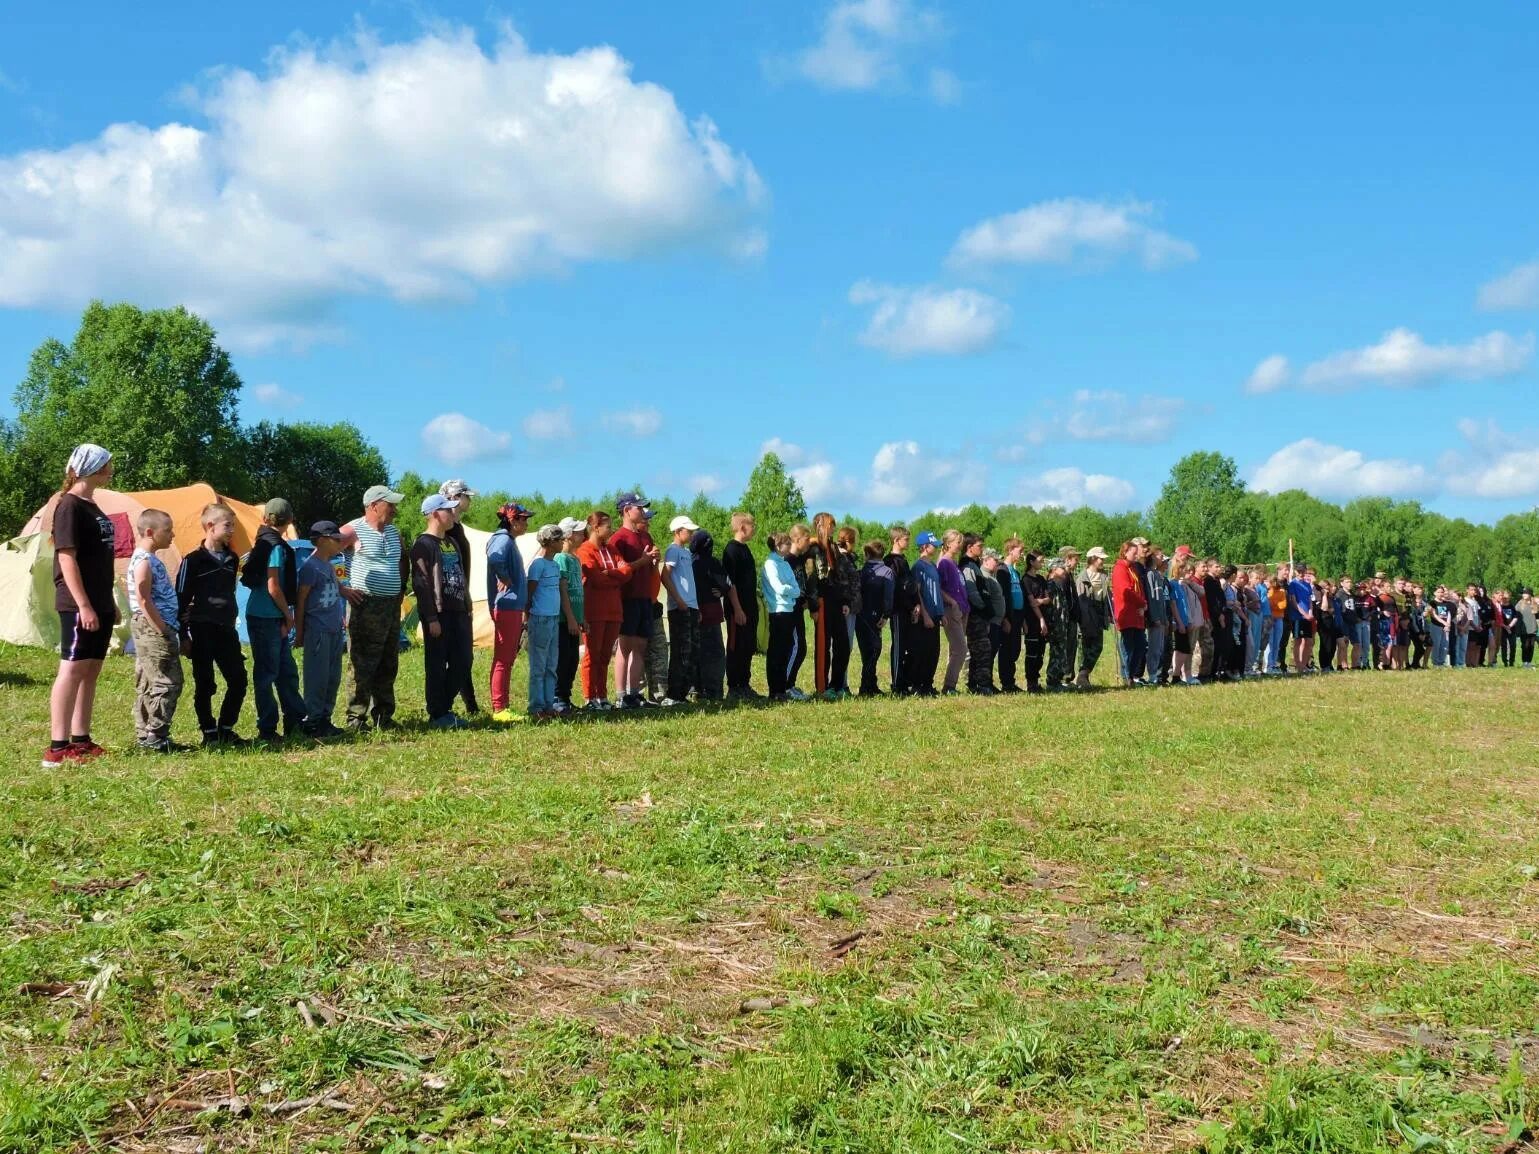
[3,303,1537,592]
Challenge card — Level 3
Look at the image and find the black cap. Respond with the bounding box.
[308,520,342,540]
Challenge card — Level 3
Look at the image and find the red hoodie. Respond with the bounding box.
[576,538,632,623]
[1111,558,1147,630]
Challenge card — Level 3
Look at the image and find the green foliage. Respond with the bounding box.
[1150,451,1261,559]
[236,420,389,529]
[0,301,244,531]
[738,452,807,531]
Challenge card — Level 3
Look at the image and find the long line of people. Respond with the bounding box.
[40,445,1536,766]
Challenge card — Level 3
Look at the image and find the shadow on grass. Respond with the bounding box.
[0,669,45,688]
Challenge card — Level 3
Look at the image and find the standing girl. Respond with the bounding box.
[575,511,631,712]
[45,444,118,768]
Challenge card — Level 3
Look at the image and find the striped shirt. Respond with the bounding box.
[346,517,404,597]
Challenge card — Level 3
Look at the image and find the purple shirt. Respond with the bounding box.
[937,557,969,617]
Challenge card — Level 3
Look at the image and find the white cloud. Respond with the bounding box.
[686,473,725,496]
[1244,354,1291,395]
[422,411,513,465]
[849,280,1009,356]
[1250,438,1432,500]
[1299,328,1532,390]
[1028,389,1184,444]
[792,0,945,94]
[522,406,573,440]
[250,381,302,409]
[1478,261,1539,311]
[1442,419,1539,500]
[0,27,765,349]
[545,375,567,393]
[928,67,961,105]
[1015,467,1137,512]
[949,198,1197,270]
[601,407,663,437]
[758,436,982,509]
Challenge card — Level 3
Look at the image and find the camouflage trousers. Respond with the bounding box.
[1046,617,1078,686]
[347,593,402,726]
[966,613,993,690]
[645,604,670,700]
[1078,625,1103,679]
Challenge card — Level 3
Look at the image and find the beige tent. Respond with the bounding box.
[457,524,540,648]
[2,484,284,650]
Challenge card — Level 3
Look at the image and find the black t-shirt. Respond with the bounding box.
[721,540,758,611]
[52,492,116,615]
[1339,592,1359,627]
[886,551,914,613]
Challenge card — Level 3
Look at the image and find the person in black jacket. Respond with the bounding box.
[959,534,995,695]
[439,480,480,714]
[884,526,914,695]
[243,499,306,741]
[176,503,249,746]
[1201,557,1230,682]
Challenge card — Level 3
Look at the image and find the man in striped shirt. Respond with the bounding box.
[339,484,409,730]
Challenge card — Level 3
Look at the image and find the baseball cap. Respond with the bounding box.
[915,531,940,548]
[263,497,293,522]
[1131,536,1149,547]
[308,520,342,540]
[363,484,405,507]
[498,501,532,520]
[440,479,476,500]
[1086,546,1108,560]
[421,492,457,516]
[669,514,700,533]
[535,523,565,546]
[1173,544,1193,558]
[558,516,587,537]
[616,491,650,513]
[1059,544,1080,557]
[982,547,1002,562]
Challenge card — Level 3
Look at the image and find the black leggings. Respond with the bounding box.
[1502,631,1518,666]
[907,622,941,694]
[767,612,797,696]
[822,599,852,691]
[1023,632,1045,690]
[556,626,580,704]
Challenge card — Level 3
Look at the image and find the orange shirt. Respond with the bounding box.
[1268,587,1287,618]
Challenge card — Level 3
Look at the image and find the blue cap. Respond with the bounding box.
[421,492,457,516]
[616,491,650,513]
[915,531,940,548]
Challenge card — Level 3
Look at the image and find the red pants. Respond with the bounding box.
[489,608,525,712]
[581,618,621,703]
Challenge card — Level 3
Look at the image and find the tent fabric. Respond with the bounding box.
[3,484,291,650]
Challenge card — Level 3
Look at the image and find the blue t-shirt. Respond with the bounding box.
[298,554,346,633]
[1004,566,1023,611]
[912,558,943,620]
[127,548,178,622]
[1287,578,1314,621]
[664,543,698,610]
[527,556,562,617]
[245,543,288,619]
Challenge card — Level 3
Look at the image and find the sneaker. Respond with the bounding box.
[1183,677,1202,686]
[491,709,521,724]
[785,687,810,702]
[618,695,641,710]
[40,744,87,769]
[658,697,685,708]
[640,696,664,708]
[256,730,283,744]
[551,701,572,714]
[201,729,223,748]
[218,727,251,747]
[375,717,399,731]
[429,713,469,730]
[71,740,106,761]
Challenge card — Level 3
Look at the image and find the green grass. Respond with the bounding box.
[2,639,1538,1152]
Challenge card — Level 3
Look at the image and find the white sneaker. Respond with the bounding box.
[658,697,685,707]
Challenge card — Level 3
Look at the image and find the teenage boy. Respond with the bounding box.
[691,528,737,701]
[127,510,185,752]
[884,526,914,695]
[411,493,471,729]
[907,531,943,696]
[296,522,348,737]
[609,493,660,709]
[243,498,306,742]
[662,514,701,706]
[1143,545,1171,686]
[722,512,759,697]
[177,502,248,746]
[958,534,994,695]
[1046,548,1080,690]
[1074,547,1111,689]
[995,539,1026,692]
[856,540,894,696]
[1287,564,1316,672]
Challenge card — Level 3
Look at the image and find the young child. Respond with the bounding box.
[296,521,348,737]
[525,525,568,719]
[661,514,701,706]
[856,540,894,696]
[177,503,249,746]
[127,509,185,752]
[761,532,803,701]
[411,493,471,729]
[243,498,306,742]
[553,517,587,713]
[722,513,758,698]
[45,443,118,768]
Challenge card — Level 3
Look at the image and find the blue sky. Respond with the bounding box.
[3,2,1537,521]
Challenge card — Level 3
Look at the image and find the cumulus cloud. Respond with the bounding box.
[1244,354,1291,395]
[790,0,947,96]
[422,412,513,465]
[0,27,765,348]
[522,406,573,440]
[1028,389,1184,444]
[1015,467,1137,512]
[849,280,1009,356]
[601,408,663,437]
[1478,260,1539,311]
[686,473,726,496]
[1442,419,1539,499]
[928,67,961,105]
[759,436,982,509]
[1298,328,1532,390]
[250,382,302,409]
[1250,438,1432,500]
[949,198,1197,270]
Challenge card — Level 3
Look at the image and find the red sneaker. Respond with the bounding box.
[40,745,87,769]
[71,741,107,761]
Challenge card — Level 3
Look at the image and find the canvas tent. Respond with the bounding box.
[0,484,288,650]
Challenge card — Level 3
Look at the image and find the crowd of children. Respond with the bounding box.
[38,444,1538,765]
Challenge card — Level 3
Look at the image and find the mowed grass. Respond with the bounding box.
[3,639,1539,1153]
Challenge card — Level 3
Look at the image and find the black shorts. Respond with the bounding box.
[619,597,653,639]
[1172,629,1192,654]
[59,610,111,661]
[1294,618,1316,639]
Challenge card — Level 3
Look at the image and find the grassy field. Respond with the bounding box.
[2,639,1539,1153]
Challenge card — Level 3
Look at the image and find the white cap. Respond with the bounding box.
[558,516,587,537]
[669,515,700,533]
